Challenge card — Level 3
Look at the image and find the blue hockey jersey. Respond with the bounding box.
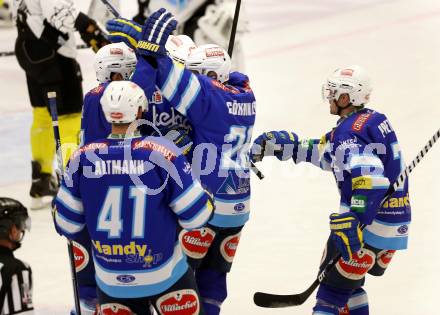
[80,82,191,146]
[136,55,256,228]
[298,108,411,250]
[54,135,213,298]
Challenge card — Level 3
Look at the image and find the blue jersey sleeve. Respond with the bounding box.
[295,133,332,171]
[167,154,213,230]
[135,55,210,124]
[54,153,86,239]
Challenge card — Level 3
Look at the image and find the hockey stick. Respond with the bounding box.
[253,128,440,308]
[226,0,264,180]
[99,0,120,17]
[48,92,82,315]
[0,44,89,57]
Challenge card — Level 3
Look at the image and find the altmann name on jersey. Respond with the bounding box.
[226,100,256,116]
[93,160,146,175]
[93,240,149,257]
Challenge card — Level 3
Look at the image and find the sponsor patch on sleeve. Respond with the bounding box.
[351,195,367,213]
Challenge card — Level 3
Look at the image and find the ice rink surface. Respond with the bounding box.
[0,0,439,314]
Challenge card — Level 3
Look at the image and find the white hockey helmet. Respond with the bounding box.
[94,42,137,83]
[323,65,372,107]
[100,81,147,124]
[185,44,231,83]
[165,35,197,64]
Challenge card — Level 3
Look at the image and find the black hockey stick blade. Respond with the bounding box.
[254,279,319,308]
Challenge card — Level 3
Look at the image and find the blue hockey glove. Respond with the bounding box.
[250,131,299,162]
[137,8,177,57]
[329,212,363,261]
[106,18,142,49]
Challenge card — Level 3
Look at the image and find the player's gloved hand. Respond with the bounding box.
[250,131,299,162]
[159,127,193,155]
[75,13,110,53]
[329,212,363,261]
[106,18,142,49]
[137,8,177,57]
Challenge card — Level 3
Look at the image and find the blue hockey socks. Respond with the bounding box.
[195,269,227,315]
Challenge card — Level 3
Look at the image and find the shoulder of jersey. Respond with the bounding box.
[346,108,386,134]
[86,83,108,98]
[131,136,181,161]
[72,140,109,160]
[228,71,253,93]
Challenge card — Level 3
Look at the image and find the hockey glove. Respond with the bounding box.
[329,212,363,261]
[75,12,110,53]
[161,127,193,156]
[137,8,177,57]
[250,131,299,162]
[106,18,142,50]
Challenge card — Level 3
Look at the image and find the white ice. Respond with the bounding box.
[0,0,439,314]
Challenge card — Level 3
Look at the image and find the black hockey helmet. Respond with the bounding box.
[0,197,31,241]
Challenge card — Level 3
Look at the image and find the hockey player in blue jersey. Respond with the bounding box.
[54,80,213,315]
[106,9,256,314]
[251,65,410,315]
[76,39,195,315]
[81,38,193,149]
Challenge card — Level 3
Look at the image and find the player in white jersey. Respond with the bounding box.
[13,0,109,209]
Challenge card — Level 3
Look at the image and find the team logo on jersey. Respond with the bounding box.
[151,90,163,104]
[352,113,372,132]
[100,303,133,315]
[376,249,396,269]
[156,289,200,315]
[220,233,241,263]
[179,228,215,259]
[72,241,89,273]
[335,248,375,280]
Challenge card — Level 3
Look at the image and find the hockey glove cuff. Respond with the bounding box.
[329,212,363,261]
[106,18,142,50]
[250,131,299,162]
[137,8,177,57]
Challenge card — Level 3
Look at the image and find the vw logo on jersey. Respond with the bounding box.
[116,274,136,283]
[234,203,245,212]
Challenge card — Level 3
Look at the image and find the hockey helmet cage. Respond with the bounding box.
[185,44,231,83]
[100,81,147,124]
[0,198,31,240]
[323,65,372,107]
[94,42,137,83]
[165,35,197,64]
